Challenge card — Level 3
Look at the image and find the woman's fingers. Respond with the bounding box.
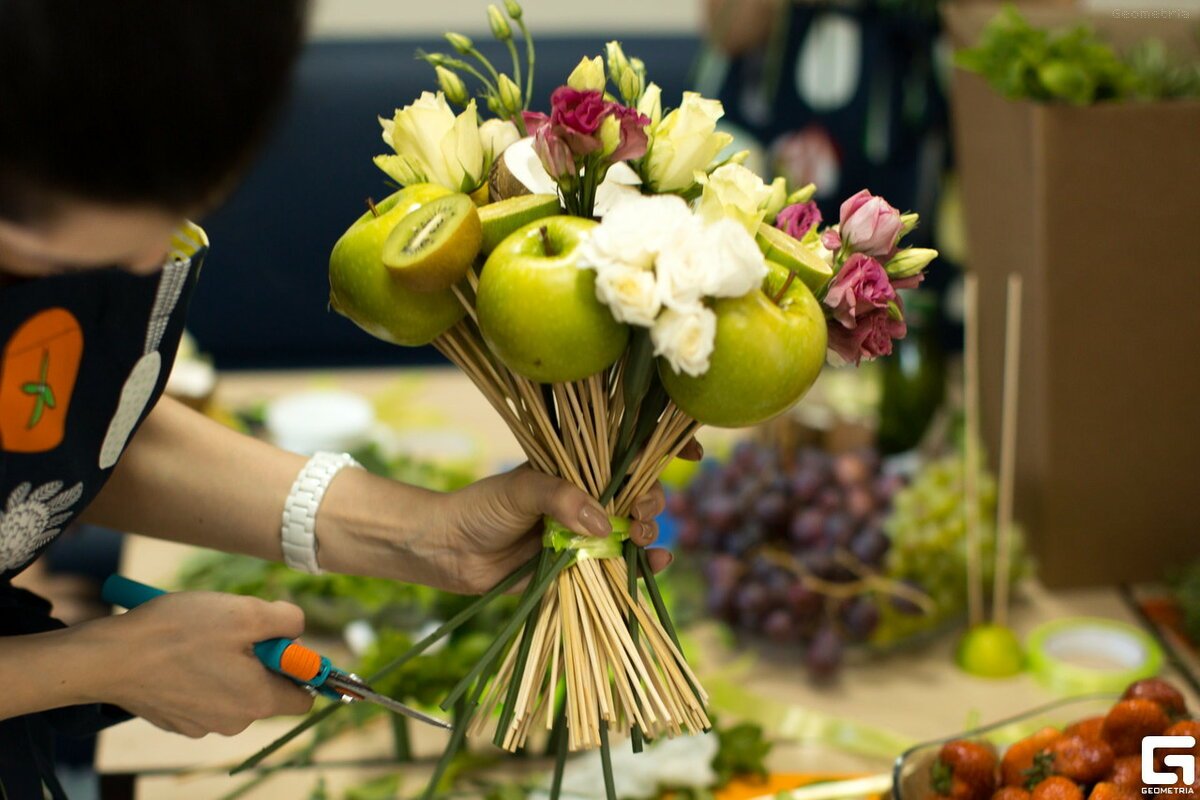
[678,438,704,462]
[631,483,666,521]
[630,519,659,546]
[644,547,673,573]
[514,467,611,538]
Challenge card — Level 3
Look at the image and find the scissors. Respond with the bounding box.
[101,575,451,730]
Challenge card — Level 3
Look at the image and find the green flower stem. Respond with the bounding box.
[549,700,569,799]
[637,548,707,715]
[421,697,477,800]
[492,551,551,746]
[599,721,618,800]
[440,549,575,711]
[517,17,535,108]
[506,38,523,98]
[391,715,412,762]
[231,555,540,774]
[624,540,644,754]
[615,331,655,458]
[420,52,498,98]
[600,380,667,506]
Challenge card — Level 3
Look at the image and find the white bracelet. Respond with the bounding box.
[280,451,360,574]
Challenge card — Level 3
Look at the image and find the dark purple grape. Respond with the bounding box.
[789,508,826,548]
[762,608,796,642]
[724,522,764,556]
[890,580,927,616]
[787,470,822,504]
[764,568,794,606]
[700,494,738,532]
[801,549,838,580]
[706,586,734,620]
[733,583,769,617]
[676,519,702,549]
[817,486,842,513]
[704,554,742,589]
[873,472,906,501]
[805,624,844,678]
[753,491,789,528]
[845,486,877,522]
[833,452,870,487]
[840,596,881,642]
[666,492,690,518]
[849,527,890,566]
[822,512,854,547]
[785,582,823,619]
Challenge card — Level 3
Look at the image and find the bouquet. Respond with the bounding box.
[244,3,935,796]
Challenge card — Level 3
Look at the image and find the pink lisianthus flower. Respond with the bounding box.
[827,305,907,365]
[890,272,926,290]
[604,104,650,162]
[532,125,575,181]
[839,189,903,258]
[822,253,895,329]
[775,201,822,239]
[547,86,608,156]
[820,227,841,251]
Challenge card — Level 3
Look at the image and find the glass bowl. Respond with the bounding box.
[891,694,1121,800]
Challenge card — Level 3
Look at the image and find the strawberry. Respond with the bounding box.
[1003,728,1064,787]
[1122,678,1187,718]
[1052,734,1115,784]
[935,741,999,800]
[1088,782,1139,800]
[1101,699,1170,756]
[993,788,1033,800]
[1031,776,1084,800]
[1108,755,1144,791]
[1065,717,1105,742]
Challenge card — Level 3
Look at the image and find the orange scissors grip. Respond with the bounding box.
[276,642,323,683]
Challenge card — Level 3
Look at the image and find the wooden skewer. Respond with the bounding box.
[962,273,984,628]
[992,273,1023,628]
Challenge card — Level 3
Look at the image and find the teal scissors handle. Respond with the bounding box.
[101,575,340,698]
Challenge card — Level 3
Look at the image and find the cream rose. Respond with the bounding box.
[642,92,733,193]
[652,305,717,377]
[594,264,662,327]
[374,92,485,192]
[696,163,775,235]
[580,194,693,272]
[700,218,768,298]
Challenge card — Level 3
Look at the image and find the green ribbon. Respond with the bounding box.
[542,515,630,562]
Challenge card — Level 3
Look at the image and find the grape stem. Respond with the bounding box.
[757,545,936,614]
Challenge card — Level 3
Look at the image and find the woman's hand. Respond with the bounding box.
[425,439,702,595]
[82,592,314,738]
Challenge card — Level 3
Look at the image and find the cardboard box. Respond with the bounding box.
[945,4,1200,587]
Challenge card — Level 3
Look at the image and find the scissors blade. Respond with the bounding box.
[325,673,453,730]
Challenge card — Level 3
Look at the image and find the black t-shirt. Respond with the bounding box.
[0,224,206,799]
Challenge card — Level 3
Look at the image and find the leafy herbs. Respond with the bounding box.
[956,5,1200,105]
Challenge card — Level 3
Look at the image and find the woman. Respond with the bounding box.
[0,2,682,796]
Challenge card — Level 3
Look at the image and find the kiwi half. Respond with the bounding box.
[478,194,562,256]
[382,193,482,293]
[755,222,833,295]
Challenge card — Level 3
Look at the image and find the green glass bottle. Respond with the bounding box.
[878,290,945,454]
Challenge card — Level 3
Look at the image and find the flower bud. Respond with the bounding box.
[605,40,631,84]
[727,149,750,165]
[787,183,817,205]
[503,0,523,20]
[422,52,449,68]
[445,33,473,55]
[497,73,523,115]
[899,212,919,236]
[598,114,622,158]
[886,300,904,322]
[884,247,937,279]
[763,176,788,221]
[617,65,643,105]
[435,66,468,106]
[487,5,512,41]
[486,94,504,117]
[630,57,646,78]
[567,56,606,93]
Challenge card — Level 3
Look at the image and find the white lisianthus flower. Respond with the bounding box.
[374,92,485,192]
[700,218,769,298]
[594,265,662,327]
[652,305,718,377]
[637,82,663,128]
[478,118,520,162]
[642,92,733,193]
[580,194,693,272]
[696,163,775,235]
[567,55,606,92]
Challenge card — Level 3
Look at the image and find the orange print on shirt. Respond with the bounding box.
[0,308,84,452]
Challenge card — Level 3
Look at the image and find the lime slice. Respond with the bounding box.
[755,223,833,294]
[478,194,562,256]
[956,624,1025,678]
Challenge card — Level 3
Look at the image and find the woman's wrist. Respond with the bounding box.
[313,466,451,581]
[0,621,116,718]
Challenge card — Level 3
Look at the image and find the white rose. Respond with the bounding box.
[594,264,662,327]
[580,193,693,272]
[642,92,733,193]
[699,218,768,298]
[478,118,520,162]
[375,92,485,192]
[654,218,713,309]
[652,305,717,377]
[696,163,775,235]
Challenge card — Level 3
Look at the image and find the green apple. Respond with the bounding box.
[329,184,466,346]
[659,261,827,428]
[476,216,629,383]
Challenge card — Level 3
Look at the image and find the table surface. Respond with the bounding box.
[94,367,1198,799]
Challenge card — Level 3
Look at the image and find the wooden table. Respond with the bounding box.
[94,367,1197,799]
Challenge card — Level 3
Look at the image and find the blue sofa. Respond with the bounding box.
[189,36,702,369]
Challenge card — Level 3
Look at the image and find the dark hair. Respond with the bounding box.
[0,0,309,221]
